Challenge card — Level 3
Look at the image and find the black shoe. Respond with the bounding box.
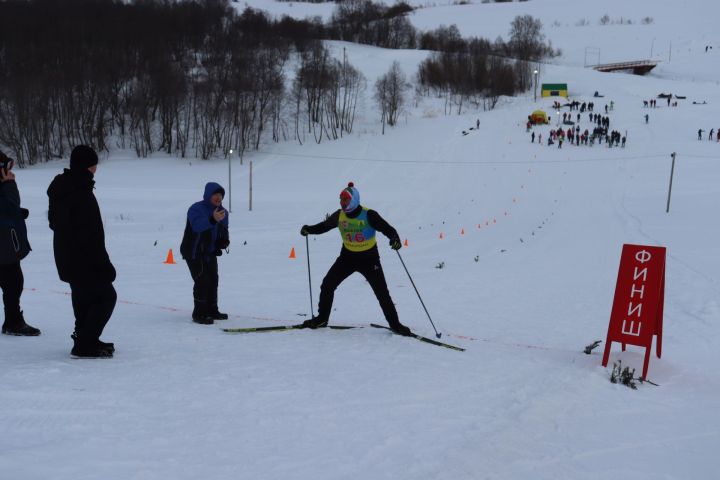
[71,344,113,359]
[208,310,229,320]
[98,340,115,354]
[2,322,41,336]
[389,323,413,336]
[192,314,214,325]
[302,317,328,329]
[72,332,114,354]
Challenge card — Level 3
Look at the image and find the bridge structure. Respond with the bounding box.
[589,60,659,75]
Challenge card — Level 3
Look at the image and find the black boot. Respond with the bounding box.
[208,305,228,320]
[72,332,114,354]
[192,301,214,325]
[192,314,214,325]
[71,334,113,359]
[302,316,328,329]
[2,311,41,336]
[389,322,412,336]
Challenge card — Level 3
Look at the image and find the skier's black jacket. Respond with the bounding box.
[305,206,399,257]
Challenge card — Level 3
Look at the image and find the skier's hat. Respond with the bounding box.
[340,182,360,212]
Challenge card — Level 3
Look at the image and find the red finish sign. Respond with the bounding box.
[602,244,666,379]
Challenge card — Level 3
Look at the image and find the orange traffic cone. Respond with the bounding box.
[404,239,409,247]
[439,232,444,240]
[289,247,296,259]
[163,249,176,264]
[461,228,465,235]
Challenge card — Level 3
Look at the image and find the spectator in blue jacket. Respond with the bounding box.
[180,182,230,324]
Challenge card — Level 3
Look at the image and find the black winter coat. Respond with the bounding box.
[47,168,116,284]
[0,180,31,265]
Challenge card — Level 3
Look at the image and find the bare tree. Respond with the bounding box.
[375,61,408,133]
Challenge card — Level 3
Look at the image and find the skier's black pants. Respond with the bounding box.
[317,249,399,327]
[0,262,23,324]
[70,282,116,344]
[186,256,218,313]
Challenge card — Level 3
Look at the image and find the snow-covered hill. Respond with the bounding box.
[2,0,719,479]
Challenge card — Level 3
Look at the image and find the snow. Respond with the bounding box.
[2,0,720,478]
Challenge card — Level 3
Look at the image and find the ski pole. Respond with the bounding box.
[306,235,314,317]
[396,250,441,338]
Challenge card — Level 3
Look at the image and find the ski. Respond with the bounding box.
[370,324,465,352]
[223,324,357,333]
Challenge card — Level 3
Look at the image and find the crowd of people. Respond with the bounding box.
[528,102,626,149]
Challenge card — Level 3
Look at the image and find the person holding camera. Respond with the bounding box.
[0,151,39,336]
[300,182,412,336]
[180,182,230,325]
[47,145,117,358]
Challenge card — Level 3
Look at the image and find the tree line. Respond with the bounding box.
[0,0,556,165]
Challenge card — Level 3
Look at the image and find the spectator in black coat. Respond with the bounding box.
[0,151,39,336]
[47,145,116,358]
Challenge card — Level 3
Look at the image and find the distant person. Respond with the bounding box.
[300,182,411,336]
[531,131,535,143]
[180,182,230,325]
[47,145,116,358]
[709,129,714,140]
[645,114,649,124]
[476,119,480,129]
[698,129,704,140]
[0,150,39,337]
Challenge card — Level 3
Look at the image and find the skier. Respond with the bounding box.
[300,183,411,336]
[531,131,535,143]
[180,182,230,325]
[645,114,649,124]
[709,129,714,141]
[698,129,704,140]
[0,151,39,336]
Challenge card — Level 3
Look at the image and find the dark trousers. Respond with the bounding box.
[317,250,399,326]
[0,262,23,324]
[186,256,218,314]
[70,282,117,344]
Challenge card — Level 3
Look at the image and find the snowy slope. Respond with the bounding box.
[2,0,720,479]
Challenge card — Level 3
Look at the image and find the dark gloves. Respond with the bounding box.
[216,238,230,249]
[300,225,310,236]
[390,237,402,250]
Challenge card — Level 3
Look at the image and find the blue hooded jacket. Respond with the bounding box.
[180,182,229,261]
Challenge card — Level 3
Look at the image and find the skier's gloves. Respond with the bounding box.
[300,225,310,236]
[390,238,402,250]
